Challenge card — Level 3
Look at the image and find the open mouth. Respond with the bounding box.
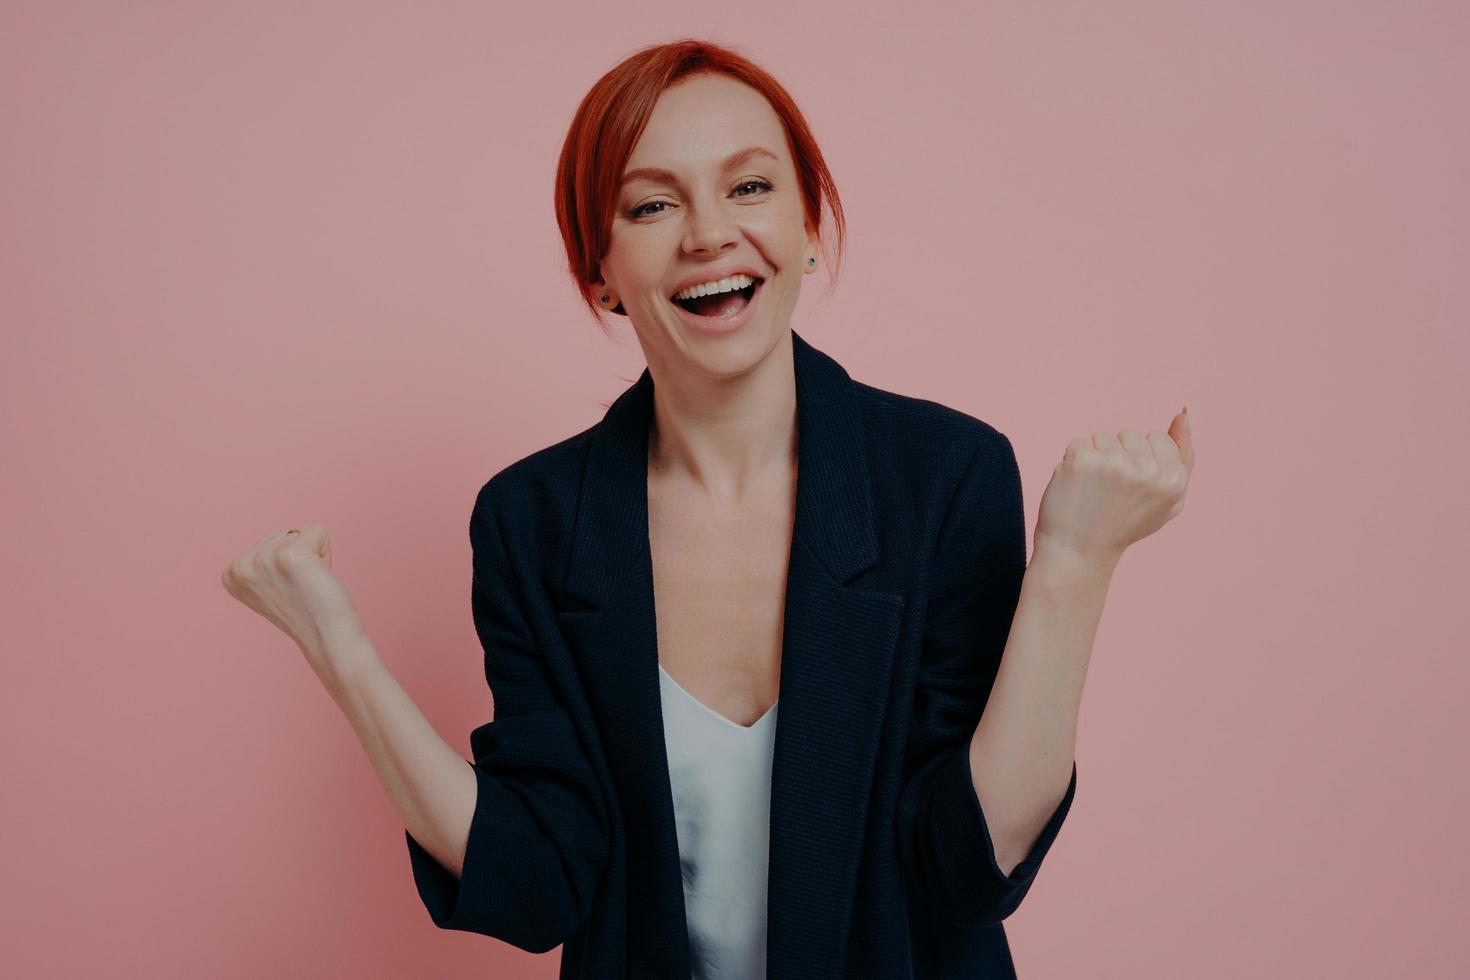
[670,277,763,319]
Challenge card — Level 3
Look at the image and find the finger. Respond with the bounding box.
[1147,429,1182,466]
[264,527,308,559]
[1092,431,1123,454]
[254,530,290,554]
[1168,406,1195,473]
[1063,436,1092,463]
[282,524,331,564]
[1118,428,1150,457]
[278,526,319,561]
[251,528,285,550]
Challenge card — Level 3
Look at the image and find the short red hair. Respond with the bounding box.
[553,38,847,326]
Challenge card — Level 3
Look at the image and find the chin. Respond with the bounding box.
[680,322,792,382]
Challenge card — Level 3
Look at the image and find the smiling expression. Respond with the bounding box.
[593,73,821,370]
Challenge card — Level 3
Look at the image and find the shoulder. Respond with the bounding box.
[470,422,597,532]
[847,381,1027,601]
[849,377,1019,506]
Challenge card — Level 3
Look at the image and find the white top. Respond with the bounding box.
[658,661,779,980]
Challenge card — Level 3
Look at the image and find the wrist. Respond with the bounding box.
[1030,535,1121,589]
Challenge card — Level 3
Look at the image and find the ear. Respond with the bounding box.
[587,278,624,316]
[804,225,822,271]
[587,274,617,309]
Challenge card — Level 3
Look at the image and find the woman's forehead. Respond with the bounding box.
[629,76,786,170]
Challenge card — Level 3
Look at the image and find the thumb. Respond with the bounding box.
[292,524,333,567]
[1169,405,1194,473]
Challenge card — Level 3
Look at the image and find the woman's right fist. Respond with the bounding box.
[221,524,367,667]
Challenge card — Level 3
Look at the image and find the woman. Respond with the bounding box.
[222,39,1194,979]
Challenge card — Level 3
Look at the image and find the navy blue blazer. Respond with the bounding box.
[404,329,1078,978]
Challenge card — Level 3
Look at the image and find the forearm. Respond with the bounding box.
[968,542,1114,876]
[315,636,479,880]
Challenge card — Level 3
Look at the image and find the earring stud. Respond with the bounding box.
[807,257,816,265]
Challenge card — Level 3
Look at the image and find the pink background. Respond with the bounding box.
[3,2,1466,977]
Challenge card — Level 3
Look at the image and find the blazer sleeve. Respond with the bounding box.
[404,482,610,953]
[897,432,1077,930]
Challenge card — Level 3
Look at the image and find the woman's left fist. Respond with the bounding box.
[1033,406,1195,567]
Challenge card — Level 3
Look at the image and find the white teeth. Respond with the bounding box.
[673,273,756,301]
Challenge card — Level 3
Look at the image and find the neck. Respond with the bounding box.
[646,332,798,502]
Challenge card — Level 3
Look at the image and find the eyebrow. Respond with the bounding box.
[621,145,780,188]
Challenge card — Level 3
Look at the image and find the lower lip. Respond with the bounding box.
[670,280,764,335]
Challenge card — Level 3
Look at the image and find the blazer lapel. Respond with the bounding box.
[557,330,907,980]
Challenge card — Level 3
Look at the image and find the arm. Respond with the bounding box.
[897,433,1078,929]
[976,410,1192,877]
[324,639,479,880]
[969,539,1108,878]
[323,483,609,954]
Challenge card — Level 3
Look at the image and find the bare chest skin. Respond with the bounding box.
[648,459,795,728]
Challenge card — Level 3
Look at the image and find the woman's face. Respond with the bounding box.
[594,72,820,378]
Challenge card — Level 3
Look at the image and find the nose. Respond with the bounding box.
[681,198,739,256]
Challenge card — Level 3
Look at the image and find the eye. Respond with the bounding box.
[734,178,774,198]
[626,179,774,220]
[628,200,669,219]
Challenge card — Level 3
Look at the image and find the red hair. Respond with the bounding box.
[553,38,847,327]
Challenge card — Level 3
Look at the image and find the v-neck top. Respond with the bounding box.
[657,661,779,980]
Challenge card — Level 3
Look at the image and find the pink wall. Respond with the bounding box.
[3,2,1466,977]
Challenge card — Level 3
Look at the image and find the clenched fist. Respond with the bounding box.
[1034,406,1196,567]
[221,524,367,669]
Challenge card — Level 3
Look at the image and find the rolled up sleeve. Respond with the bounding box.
[897,431,1077,929]
[404,481,608,953]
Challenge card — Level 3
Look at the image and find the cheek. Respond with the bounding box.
[603,228,654,272]
[610,234,680,288]
[760,208,811,256]
[739,218,804,266]
[603,259,657,297]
